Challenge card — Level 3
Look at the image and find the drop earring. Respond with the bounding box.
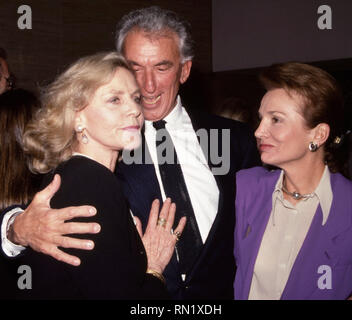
[76,125,88,144]
[82,132,88,144]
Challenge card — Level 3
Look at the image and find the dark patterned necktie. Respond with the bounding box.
[153,120,203,276]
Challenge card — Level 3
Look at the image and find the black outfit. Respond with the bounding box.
[117,111,261,299]
[0,110,260,300]
[11,156,168,299]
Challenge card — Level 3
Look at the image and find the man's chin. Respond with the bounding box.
[143,110,164,122]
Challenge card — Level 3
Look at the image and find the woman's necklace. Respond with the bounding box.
[282,183,315,200]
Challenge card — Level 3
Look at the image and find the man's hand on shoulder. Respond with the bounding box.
[10,174,101,266]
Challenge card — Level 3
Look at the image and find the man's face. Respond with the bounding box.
[123,29,192,121]
[0,58,10,95]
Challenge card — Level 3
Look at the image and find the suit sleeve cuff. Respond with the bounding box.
[1,208,26,257]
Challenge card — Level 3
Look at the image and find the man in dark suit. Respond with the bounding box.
[1,6,260,299]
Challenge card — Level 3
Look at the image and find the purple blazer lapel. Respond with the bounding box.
[238,170,280,299]
[281,173,352,299]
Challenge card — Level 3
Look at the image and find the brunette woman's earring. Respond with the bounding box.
[308,141,318,152]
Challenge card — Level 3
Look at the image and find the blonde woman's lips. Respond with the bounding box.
[122,125,140,131]
[142,95,161,105]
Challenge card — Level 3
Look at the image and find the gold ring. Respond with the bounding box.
[157,218,166,227]
[174,231,181,241]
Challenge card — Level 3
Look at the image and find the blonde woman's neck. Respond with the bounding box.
[73,145,119,172]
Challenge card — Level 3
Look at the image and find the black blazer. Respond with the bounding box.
[6,156,168,299]
[116,111,261,299]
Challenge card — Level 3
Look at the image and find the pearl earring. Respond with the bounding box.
[76,125,88,144]
[76,125,83,133]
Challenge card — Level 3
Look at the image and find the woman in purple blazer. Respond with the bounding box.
[234,62,352,300]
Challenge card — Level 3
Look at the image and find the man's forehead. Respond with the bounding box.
[123,28,181,65]
[125,27,179,48]
[142,28,178,42]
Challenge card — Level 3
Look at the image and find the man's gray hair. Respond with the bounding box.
[115,6,194,63]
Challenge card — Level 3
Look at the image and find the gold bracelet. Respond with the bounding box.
[146,268,166,284]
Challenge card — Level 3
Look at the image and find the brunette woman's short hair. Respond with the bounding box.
[260,62,349,176]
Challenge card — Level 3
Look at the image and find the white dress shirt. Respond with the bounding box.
[144,96,219,243]
[1,208,25,256]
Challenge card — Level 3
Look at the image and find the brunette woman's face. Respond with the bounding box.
[255,88,316,169]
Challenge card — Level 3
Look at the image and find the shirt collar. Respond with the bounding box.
[145,95,183,131]
[314,165,333,225]
[272,166,333,225]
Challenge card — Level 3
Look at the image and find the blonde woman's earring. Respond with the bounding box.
[82,132,88,144]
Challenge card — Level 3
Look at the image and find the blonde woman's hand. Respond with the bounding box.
[134,198,186,274]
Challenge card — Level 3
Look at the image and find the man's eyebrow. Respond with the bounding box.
[127,60,174,67]
[155,60,173,67]
[127,60,140,66]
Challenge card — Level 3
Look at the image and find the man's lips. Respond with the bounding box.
[142,94,161,105]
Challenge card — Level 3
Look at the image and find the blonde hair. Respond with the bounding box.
[24,51,130,174]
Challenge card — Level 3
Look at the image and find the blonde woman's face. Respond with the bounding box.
[78,67,144,152]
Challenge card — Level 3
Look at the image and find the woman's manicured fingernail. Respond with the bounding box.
[86,241,94,249]
[94,224,101,232]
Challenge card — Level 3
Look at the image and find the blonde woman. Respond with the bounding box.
[15,52,185,299]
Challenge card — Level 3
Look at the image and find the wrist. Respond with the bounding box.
[9,213,28,247]
[147,262,163,274]
[146,268,165,284]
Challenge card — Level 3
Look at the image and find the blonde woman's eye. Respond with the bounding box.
[134,96,141,104]
[109,97,119,103]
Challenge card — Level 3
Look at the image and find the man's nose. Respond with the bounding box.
[142,69,156,94]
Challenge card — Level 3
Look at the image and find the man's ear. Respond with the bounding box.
[180,60,192,84]
[313,123,330,146]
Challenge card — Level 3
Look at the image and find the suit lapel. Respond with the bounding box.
[184,110,232,280]
[240,171,279,299]
[187,110,225,216]
[118,132,163,228]
[281,173,352,299]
